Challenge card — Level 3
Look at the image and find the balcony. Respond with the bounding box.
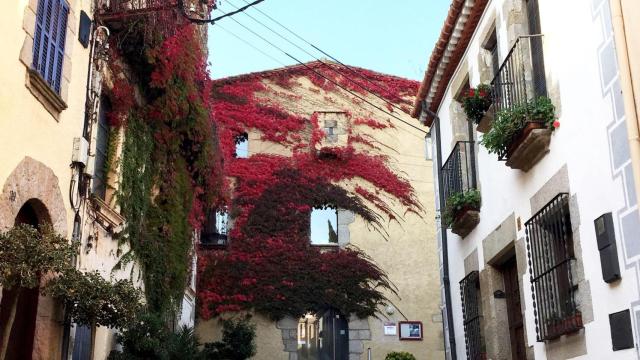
[441,141,480,237]
[96,0,177,21]
[96,0,213,24]
[482,35,555,171]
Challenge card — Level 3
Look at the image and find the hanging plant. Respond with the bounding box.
[462,84,493,124]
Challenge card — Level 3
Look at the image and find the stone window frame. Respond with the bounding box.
[20,0,78,119]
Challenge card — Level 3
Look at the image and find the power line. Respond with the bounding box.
[178,0,266,24]
[236,0,413,114]
[216,9,428,134]
[227,0,414,118]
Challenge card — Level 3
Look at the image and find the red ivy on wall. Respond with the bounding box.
[198,62,421,319]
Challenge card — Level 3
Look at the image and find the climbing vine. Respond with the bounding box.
[108,19,222,316]
[198,62,421,319]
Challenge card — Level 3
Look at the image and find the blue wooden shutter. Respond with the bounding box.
[32,0,69,94]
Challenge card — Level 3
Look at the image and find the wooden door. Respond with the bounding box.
[503,258,526,360]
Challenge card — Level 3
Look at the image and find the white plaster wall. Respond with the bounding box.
[433,0,639,358]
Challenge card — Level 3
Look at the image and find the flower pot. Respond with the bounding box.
[451,208,480,238]
[476,104,494,133]
[505,121,553,172]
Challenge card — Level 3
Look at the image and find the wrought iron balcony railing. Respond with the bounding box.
[441,141,477,207]
[525,193,582,341]
[96,0,177,20]
[490,34,546,114]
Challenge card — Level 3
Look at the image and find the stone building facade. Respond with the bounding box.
[195,63,444,359]
[413,0,640,359]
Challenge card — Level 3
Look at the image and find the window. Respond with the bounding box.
[201,209,228,247]
[32,0,69,94]
[526,0,547,97]
[93,97,110,200]
[234,132,248,158]
[525,193,582,341]
[459,271,484,359]
[310,207,338,245]
[483,28,500,78]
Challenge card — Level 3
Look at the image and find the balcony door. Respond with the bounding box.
[502,257,526,360]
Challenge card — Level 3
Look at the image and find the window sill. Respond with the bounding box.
[91,195,125,233]
[26,69,67,119]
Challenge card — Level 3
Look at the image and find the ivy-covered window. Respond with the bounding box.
[201,209,228,247]
[310,207,338,245]
[234,132,248,158]
[93,97,110,200]
[32,0,69,94]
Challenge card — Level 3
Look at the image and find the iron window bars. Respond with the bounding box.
[525,193,582,341]
[489,35,547,161]
[460,271,484,360]
[441,141,477,209]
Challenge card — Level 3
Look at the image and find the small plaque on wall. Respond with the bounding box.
[398,321,423,341]
[383,322,397,336]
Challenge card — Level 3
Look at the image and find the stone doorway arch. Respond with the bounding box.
[0,157,68,359]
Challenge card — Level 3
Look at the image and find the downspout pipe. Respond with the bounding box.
[610,0,640,216]
[426,106,457,360]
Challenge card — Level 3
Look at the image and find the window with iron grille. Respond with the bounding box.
[201,209,228,248]
[32,0,69,94]
[525,193,582,341]
[460,271,484,359]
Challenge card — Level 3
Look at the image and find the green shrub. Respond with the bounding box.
[480,96,556,155]
[462,84,492,124]
[201,318,257,360]
[385,351,417,360]
[443,189,481,227]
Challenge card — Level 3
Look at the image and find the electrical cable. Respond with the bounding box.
[226,0,412,117]
[236,0,414,114]
[178,0,266,24]
[217,10,428,134]
[214,26,424,140]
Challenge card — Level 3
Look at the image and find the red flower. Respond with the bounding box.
[468,89,475,97]
[553,120,560,128]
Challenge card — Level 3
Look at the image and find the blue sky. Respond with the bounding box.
[207,0,451,81]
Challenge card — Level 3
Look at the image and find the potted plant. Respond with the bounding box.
[480,96,558,171]
[463,84,493,132]
[443,189,481,237]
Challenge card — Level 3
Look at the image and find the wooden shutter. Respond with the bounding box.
[32,0,69,94]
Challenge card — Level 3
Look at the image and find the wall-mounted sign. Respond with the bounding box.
[398,321,423,341]
[383,322,397,336]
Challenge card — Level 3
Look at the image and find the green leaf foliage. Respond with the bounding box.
[109,313,256,360]
[480,96,556,155]
[44,269,142,329]
[201,318,257,360]
[443,190,481,227]
[0,224,77,290]
[385,351,417,360]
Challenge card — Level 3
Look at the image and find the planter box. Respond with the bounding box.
[545,313,583,340]
[505,122,553,172]
[476,104,494,133]
[451,208,480,238]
